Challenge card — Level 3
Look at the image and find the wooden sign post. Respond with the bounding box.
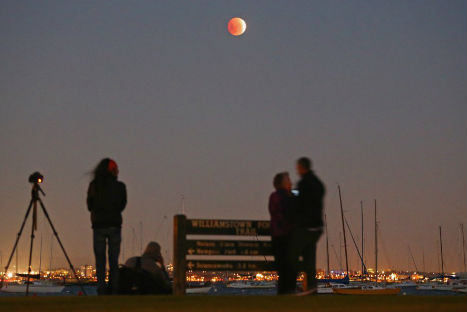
[173,215,187,295]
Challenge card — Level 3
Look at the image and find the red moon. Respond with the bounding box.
[228,17,246,36]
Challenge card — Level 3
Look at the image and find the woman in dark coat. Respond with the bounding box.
[268,172,295,294]
[87,158,127,295]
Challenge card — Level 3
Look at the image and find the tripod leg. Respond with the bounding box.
[0,198,34,289]
[38,198,87,296]
[25,204,37,297]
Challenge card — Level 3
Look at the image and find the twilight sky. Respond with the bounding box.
[0,0,466,273]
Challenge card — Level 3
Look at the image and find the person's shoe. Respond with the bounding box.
[294,288,317,296]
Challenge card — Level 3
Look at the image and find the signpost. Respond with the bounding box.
[173,215,273,295]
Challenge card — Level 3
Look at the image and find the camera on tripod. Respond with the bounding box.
[0,170,86,296]
[28,172,44,184]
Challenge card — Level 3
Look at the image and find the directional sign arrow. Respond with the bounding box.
[187,261,194,270]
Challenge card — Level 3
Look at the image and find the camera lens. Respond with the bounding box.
[29,172,44,184]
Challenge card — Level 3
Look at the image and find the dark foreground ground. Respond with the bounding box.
[0,295,465,312]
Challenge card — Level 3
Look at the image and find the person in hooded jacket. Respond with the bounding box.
[87,158,127,295]
[123,242,172,294]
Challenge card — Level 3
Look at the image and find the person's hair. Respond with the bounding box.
[273,172,289,190]
[297,157,312,170]
[91,158,114,183]
[143,242,162,260]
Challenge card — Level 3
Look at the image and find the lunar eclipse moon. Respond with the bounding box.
[228,17,246,36]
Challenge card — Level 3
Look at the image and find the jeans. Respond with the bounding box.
[93,227,121,294]
[272,236,291,294]
[287,228,322,292]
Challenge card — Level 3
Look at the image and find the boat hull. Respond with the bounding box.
[227,282,276,289]
[186,286,212,294]
[1,284,65,294]
[333,288,401,295]
[416,285,454,291]
[317,287,334,294]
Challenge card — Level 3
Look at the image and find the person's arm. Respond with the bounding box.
[297,179,314,221]
[86,182,94,212]
[119,182,127,212]
[157,266,173,294]
[307,177,325,207]
[146,262,172,294]
[124,257,136,268]
[155,257,172,293]
[268,193,281,217]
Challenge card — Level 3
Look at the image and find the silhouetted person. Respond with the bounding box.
[87,158,127,295]
[268,172,295,294]
[121,242,172,294]
[288,157,325,295]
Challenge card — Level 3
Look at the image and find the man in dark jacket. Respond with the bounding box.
[87,158,127,295]
[287,157,325,295]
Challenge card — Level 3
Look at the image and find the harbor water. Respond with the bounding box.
[0,284,465,297]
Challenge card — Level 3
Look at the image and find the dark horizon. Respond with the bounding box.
[0,0,466,273]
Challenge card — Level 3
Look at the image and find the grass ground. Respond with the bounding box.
[0,295,465,312]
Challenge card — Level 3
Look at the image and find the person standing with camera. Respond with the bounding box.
[87,158,127,295]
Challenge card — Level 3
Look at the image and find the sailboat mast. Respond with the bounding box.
[338,185,349,277]
[38,234,43,276]
[49,233,53,272]
[374,199,378,283]
[324,212,330,276]
[331,244,340,272]
[436,242,441,273]
[361,201,364,281]
[422,249,426,273]
[181,195,185,215]
[408,245,418,272]
[439,226,445,276]
[339,232,343,271]
[140,222,143,254]
[344,215,368,273]
[461,223,466,273]
[132,227,136,256]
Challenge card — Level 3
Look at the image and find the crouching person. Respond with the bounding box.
[119,242,172,295]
